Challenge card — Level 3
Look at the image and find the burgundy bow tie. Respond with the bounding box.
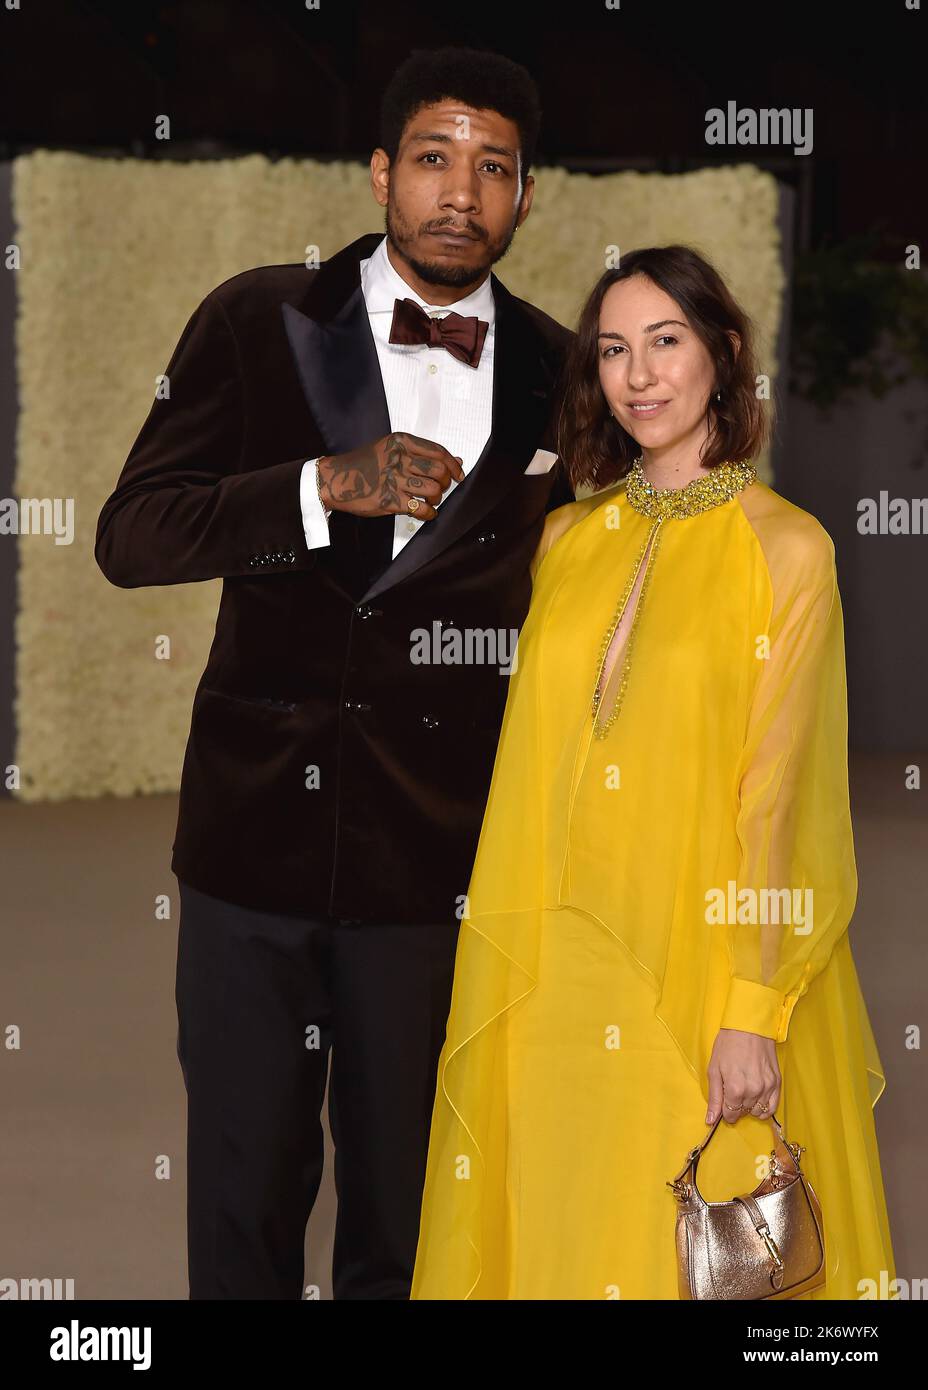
[388,296,489,368]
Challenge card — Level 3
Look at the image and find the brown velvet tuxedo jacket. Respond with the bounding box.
[95,232,576,923]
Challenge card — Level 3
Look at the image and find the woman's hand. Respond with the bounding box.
[706,1028,781,1124]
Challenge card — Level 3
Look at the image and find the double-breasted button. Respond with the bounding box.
[476,531,496,544]
[344,700,371,713]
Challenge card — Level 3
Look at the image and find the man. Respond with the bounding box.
[95,45,575,1300]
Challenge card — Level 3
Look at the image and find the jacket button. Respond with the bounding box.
[356,604,372,619]
[476,531,496,544]
[345,700,371,713]
[422,714,439,730]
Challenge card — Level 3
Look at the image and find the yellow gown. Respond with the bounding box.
[411,460,895,1300]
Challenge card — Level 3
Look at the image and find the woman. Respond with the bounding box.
[410,245,895,1300]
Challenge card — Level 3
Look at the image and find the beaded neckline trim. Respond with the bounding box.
[624,457,756,519]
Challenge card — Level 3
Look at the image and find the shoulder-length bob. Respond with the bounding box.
[556,245,772,493]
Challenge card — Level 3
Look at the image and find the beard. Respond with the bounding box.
[384,196,519,289]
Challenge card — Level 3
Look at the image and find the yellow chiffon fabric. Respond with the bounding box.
[411,471,895,1300]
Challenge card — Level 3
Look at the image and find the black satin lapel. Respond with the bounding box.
[360,283,551,604]
[282,286,391,455]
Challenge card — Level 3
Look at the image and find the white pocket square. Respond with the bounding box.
[523,448,558,475]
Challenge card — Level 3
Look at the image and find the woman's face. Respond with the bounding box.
[597,275,718,458]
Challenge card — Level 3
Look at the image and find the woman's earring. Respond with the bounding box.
[715,391,722,403]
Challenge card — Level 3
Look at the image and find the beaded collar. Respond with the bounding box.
[624,457,756,519]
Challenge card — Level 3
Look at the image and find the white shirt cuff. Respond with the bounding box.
[300,458,333,551]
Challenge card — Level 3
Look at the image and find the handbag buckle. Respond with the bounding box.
[757,1221,784,1273]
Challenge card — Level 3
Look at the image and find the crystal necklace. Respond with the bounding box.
[624,456,757,519]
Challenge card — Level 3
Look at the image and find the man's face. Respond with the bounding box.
[371,99,534,289]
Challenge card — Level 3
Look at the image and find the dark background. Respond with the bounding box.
[0,0,923,253]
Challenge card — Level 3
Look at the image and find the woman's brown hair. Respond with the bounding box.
[556,245,772,492]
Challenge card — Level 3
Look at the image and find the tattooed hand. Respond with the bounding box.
[317,433,466,520]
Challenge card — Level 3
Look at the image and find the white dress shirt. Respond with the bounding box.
[299,233,496,559]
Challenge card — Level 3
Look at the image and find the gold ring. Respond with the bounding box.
[407,497,420,513]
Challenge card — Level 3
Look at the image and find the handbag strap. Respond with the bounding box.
[667,1111,804,1198]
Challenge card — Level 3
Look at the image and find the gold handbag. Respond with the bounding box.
[666,1112,826,1300]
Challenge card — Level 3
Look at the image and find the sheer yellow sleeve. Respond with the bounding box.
[530,485,621,585]
[720,511,857,1042]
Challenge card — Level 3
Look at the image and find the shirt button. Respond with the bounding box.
[406,520,416,533]
[427,363,438,375]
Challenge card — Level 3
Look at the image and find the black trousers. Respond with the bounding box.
[174,878,460,1299]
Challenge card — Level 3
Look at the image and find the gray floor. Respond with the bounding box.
[0,752,922,1299]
